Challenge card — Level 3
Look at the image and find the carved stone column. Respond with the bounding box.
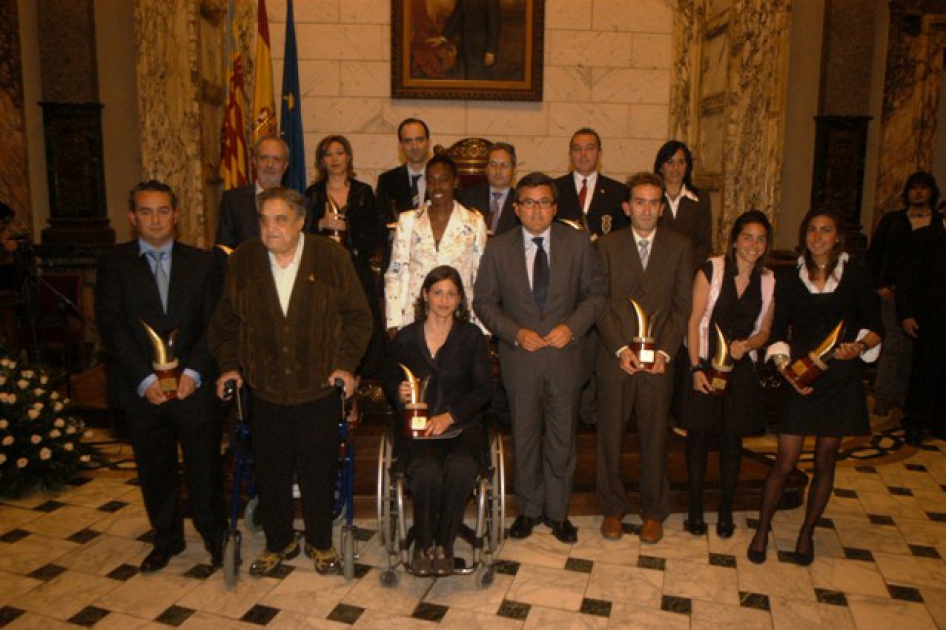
[0,0,31,239]
[670,0,792,250]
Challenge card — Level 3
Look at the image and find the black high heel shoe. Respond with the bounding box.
[716,521,736,539]
[793,533,815,566]
[746,529,768,564]
[684,518,708,536]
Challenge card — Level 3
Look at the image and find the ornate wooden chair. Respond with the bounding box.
[434,137,494,188]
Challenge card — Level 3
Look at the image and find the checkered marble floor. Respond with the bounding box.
[2,439,946,630]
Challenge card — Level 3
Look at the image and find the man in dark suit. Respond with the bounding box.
[215,135,313,249]
[210,187,372,576]
[555,129,630,427]
[95,180,225,573]
[375,118,431,223]
[555,128,630,238]
[595,172,693,545]
[473,172,606,544]
[458,142,519,236]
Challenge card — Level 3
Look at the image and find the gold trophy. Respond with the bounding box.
[706,324,734,394]
[141,320,181,399]
[629,299,659,369]
[773,320,845,389]
[320,194,349,247]
[400,364,431,438]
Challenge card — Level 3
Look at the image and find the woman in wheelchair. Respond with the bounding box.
[381,265,491,576]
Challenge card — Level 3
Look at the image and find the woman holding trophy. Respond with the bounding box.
[306,135,386,375]
[381,266,491,577]
[681,210,775,539]
[748,207,882,566]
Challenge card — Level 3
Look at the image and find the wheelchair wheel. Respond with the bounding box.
[380,568,399,587]
[489,432,506,550]
[341,526,356,582]
[376,432,397,554]
[243,496,262,535]
[223,532,240,588]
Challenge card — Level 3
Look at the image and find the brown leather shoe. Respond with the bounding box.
[640,519,663,545]
[600,516,624,540]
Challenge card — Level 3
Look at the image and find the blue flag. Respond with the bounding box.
[280,0,305,193]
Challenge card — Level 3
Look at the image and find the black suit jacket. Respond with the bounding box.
[375,165,417,223]
[555,173,630,237]
[305,178,384,267]
[95,241,217,407]
[457,183,519,236]
[215,184,314,249]
[658,189,713,270]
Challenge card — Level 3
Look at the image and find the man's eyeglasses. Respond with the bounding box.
[517,198,554,209]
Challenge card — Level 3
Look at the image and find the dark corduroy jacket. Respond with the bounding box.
[209,234,372,405]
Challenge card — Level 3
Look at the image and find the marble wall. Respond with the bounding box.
[0,0,32,238]
[259,0,674,188]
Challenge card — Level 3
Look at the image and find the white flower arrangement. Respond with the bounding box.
[0,345,95,497]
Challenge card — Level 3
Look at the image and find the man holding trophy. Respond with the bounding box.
[594,172,693,545]
[95,180,225,572]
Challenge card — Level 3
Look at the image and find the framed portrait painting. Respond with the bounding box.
[391,0,545,101]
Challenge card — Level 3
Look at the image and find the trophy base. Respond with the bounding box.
[786,353,828,388]
[155,367,180,400]
[707,361,733,395]
[631,337,656,370]
[402,404,428,438]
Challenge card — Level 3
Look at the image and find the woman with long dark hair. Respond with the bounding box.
[381,265,491,576]
[682,210,775,538]
[306,135,385,375]
[748,207,882,565]
[653,140,713,268]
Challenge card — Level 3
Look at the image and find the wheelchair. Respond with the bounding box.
[222,380,360,588]
[375,427,506,588]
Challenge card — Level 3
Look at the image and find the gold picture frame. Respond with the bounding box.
[391,0,545,101]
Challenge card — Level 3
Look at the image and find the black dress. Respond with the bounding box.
[771,258,882,437]
[379,320,492,550]
[306,178,386,375]
[680,259,766,435]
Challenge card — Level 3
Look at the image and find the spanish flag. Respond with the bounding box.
[252,0,277,144]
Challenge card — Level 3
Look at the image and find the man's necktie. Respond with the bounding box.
[410,174,422,208]
[532,237,549,310]
[147,251,169,312]
[489,191,503,232]
[638,239,650,271]
[578,178,588,212]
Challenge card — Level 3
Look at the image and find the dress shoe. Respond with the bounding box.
[793,533,815,566]
[204,532,226,568]
[683,519,707,536]
[544,517,578,544]
[431,546,453,577]
[716,521,736,539]
[600,515,624,540]
[746,529,769,564]
[410,546,432,576]
[140,541,186,573]
[639,519,663,545]
[509,515,537,539]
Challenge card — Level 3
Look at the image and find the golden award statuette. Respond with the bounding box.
[778,320,845,389]
[141,320,181,399]
[629,299,658,369]
[320,195,349,247]
[400,364,430,438]
[706,324,734,394]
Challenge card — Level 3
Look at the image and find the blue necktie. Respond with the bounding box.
[532,237,548,310]
[147,251,169,312]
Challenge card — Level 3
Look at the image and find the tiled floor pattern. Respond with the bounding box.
[2,439,946,629]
